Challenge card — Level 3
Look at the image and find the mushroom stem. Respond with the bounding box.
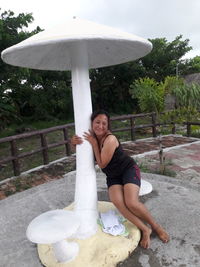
[52,239,79,263]
[70,41,98,239]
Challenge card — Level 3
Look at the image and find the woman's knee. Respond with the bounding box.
[109,194,127,211]
[125,199,140,211]
[108,185,124,207]
[110,197,124,210]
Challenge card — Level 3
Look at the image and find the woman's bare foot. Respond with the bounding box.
[140,227,152,249]
[154,224,170,243]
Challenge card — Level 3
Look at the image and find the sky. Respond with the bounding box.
[1,0,200,59]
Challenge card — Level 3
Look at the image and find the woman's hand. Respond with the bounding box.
[71,135,83,146]
[83,130,98,147]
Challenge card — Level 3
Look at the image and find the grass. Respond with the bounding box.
[136,157,177,177]
[190,125,200,138]
[156,167,176,177]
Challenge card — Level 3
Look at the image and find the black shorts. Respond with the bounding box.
[106,164,141,188]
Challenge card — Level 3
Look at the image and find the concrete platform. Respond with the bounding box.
[0,169,200,267]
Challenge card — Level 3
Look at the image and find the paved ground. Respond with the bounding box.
[0,140,200,267]
[135,140,200,186]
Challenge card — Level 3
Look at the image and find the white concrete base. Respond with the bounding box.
[38,201,141,267]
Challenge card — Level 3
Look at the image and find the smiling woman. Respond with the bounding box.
[72,110,170,249]
[83,112,118,169]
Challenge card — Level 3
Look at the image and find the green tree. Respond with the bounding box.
[90,61,144,114]
[129,77,164,113]
[141,35,192,81]
[0,9,42,128]
[90,35,193,114]
[173,83,200,109]
[0,86,20,130]
[162,76,185,95]
[0,9,41,85]
[0,9,73,126]
[161,76,200,124]
[182,56,200,75]
[0,10,198,126]
[27,72,73,121]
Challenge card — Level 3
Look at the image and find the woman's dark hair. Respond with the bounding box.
[91,110,111,130]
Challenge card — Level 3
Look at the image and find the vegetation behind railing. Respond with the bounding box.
[0,112,200,180]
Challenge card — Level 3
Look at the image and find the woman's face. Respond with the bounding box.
[92,114,109,137]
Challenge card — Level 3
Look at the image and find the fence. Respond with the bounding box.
[0,112,199,177]
[0,123,74,177]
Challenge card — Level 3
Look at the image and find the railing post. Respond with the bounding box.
[130,117,136,141]
[10,140,20,176]
[63,128,71,156]
[171,122,176,134]
[151,113,157,137]
[186,122,191,137]
[40,133,49,165]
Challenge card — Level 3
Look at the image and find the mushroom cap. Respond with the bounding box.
[26,210,80,244]
[1,18,152,71]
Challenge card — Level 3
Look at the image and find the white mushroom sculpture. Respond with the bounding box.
[139,180,153,196]
[26,209,80,263]
[1,18,152,238]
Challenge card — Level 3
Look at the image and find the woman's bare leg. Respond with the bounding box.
[124,183,169,243]
[108,185,152,249]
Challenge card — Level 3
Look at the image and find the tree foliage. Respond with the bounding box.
[160,76,200,123]
[181,56,200,75]
[0,9,42,128]
[141,35,192,81]
[172,83,200,110]
[162,76,200,111]
[91,35,193,113]
[0,9,41,84]
[90,62,143,114]
[0,9,72,129]
[162,76,185,96]
[0,9,199,131]
[129,77,164,113]
[0,86,20,130]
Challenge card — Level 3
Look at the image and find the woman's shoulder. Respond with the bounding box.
[103,133,119,146]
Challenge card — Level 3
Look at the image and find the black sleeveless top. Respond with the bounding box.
[101,134,135,178]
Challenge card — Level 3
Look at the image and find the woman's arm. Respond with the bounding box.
[83,132,118,168]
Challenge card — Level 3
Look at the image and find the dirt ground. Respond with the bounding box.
[0,135,197,200]
[122,135,197,156]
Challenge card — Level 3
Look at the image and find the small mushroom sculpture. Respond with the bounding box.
[26,209,80,263]
[139,180,153,196]
[1,18,152,238]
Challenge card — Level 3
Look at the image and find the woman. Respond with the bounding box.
[71,110,169,249]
